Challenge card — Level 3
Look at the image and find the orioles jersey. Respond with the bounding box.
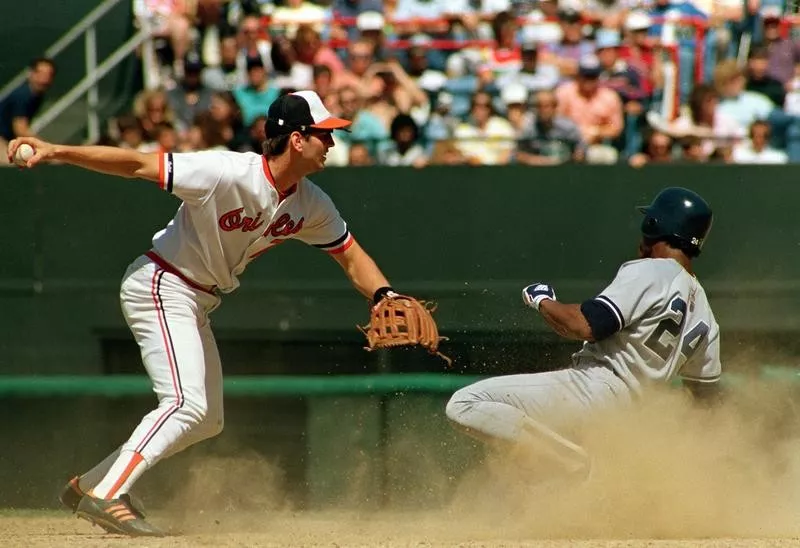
[574,258,721,393]
[151,150,353,293]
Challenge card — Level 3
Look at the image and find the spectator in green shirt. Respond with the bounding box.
[232,56,280,127]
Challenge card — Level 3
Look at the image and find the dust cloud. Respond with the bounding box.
[451,380,800,540]
[156,379,800,544]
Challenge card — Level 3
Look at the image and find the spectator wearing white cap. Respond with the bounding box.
[618,10,662,101]
[425,91,460,147]
[495,36,560,94]
[330,0,384,42]
[405,36,448,95]
[355,11,390,61]
[501,82,533,138]
[596,28,647,157]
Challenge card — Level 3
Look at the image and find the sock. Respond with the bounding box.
[90,450,148,499]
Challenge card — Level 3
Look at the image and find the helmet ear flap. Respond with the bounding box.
[641,215,659,237]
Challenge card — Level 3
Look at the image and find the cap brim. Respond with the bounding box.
[311,117,352,130]
[636,206,649,214]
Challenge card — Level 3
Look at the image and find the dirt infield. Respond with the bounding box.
[4,511,800,548]
[9,382,800,547]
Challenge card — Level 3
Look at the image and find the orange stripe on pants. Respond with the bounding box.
[107,452,144,499]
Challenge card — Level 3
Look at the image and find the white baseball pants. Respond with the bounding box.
[446,365,633,473]
[81,254,224,499]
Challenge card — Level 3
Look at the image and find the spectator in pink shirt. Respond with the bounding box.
[555,55,623,159]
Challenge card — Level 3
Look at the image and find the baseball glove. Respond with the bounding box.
[358,295,451,366]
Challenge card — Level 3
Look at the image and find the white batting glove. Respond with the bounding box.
[522,283,556,311]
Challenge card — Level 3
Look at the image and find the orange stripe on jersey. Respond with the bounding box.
[327,235,355,254]
[158,152,165,190]
[107,452,144,499]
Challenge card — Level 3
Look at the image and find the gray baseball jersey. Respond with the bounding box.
[574,258,721,394]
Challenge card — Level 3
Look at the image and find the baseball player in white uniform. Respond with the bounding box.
[446,187,720,477]
[9,90,411,537]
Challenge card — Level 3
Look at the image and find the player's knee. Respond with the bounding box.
[445,387,476,425]
[202,411,224,439]
[178,394,210,427]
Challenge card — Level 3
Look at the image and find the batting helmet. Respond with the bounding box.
[637,187,713,256]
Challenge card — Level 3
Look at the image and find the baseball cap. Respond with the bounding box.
[357,11,385,32]
[578,55,602,77]
[595,29,622,49]
[558,8,582,23]
[625,10,652,31]
[266,91,351,136]
[761,5,782,20]
[501,82,529,106]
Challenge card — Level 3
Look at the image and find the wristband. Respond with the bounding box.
[373,286,399,304]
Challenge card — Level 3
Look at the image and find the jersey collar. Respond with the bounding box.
[262,156,297,202]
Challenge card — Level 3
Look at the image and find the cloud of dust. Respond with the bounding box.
[146,378,800,543]
[161,451,291,534]
[445,380,800,540]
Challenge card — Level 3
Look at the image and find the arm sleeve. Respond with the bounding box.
[158,151,226,206]
[295,186,354,254]
[581,261,661,340]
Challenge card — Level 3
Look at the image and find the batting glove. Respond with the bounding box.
[522,283,556,311]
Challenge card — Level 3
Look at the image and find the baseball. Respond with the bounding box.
[14,143,34,167]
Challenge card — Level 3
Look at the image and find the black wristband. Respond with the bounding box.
[372,286,396,304]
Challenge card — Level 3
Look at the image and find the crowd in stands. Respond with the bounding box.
[5,0,800,166]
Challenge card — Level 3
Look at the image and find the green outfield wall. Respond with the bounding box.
[2,165,800,376]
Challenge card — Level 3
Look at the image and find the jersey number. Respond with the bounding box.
[644,297,709,362]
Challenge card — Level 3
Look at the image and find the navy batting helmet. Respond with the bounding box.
[637,187,713,256]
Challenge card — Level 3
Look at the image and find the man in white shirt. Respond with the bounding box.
[9,91,421,536]
[732,119,789,164]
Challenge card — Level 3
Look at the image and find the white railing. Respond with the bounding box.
[30,28,152,139]
[0,0,150,143]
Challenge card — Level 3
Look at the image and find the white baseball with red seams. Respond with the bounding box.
[84,148,355,500]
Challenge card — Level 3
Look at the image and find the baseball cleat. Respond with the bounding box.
[76,494,165,537]
[59,476,147,518]
[58,476,83,513]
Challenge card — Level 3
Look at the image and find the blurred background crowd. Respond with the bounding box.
[5,0,800,166]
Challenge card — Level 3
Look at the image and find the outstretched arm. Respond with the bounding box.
[331,238,391,301]
[7,137,160,183]
[522,283,595,341]
[539,300,594,341]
